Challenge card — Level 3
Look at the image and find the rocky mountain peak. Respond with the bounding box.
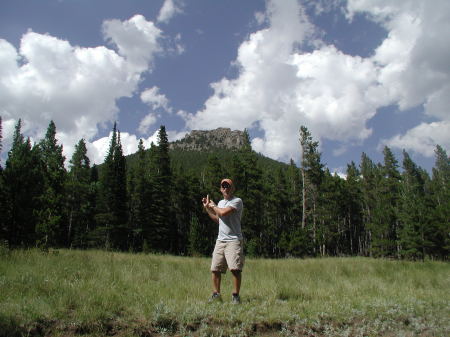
[170,128,245,151]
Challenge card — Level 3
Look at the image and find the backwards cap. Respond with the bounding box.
[221,178,233,186]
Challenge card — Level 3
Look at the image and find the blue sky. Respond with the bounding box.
[1,0,449,174]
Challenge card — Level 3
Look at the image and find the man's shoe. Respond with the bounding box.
[209,292,222,303]
[231,293,241,304]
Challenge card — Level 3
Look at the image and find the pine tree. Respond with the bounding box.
[316,170,345,256]
[231,129,263,256]
[86,164,101,247]
[260,167,289,257]
[398,150,428,260]
[3,119,44,247]
[286,159,302,225]
[363,147,401,258]
[128,140,143,250]
[429,145,450,259]
[67,139,92,247]
[36,121,67,248]
[299,126,324,255]
[0,116,6,243]
[380,146,401,257]
[97,123,129,250]
[173,169,204,255]
[143,142,159,252]
[0,116,2,169]
[279,159,308,257]
[344,162,365,255]
[360,152,380,256]
[148,126,175,253]
[128,139,154,251]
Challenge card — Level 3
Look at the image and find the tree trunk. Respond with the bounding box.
[68,206,73,247]
[301,168,306,229]
[313,197,316,254]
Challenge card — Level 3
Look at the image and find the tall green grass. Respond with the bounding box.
[0,249,449,336]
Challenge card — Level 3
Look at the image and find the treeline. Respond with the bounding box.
[0,118,448,260]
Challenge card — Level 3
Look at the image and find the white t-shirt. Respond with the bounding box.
[217,196,243,241]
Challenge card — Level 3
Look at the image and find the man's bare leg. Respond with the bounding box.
[211,271,222,294]
[230,270,241,295]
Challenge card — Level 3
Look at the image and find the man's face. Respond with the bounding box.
[220,182,232,197]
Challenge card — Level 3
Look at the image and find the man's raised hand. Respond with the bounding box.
[202,194,211,208]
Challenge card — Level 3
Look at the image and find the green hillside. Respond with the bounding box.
[4,122,448,260]
[122,139,290,178]
[170,148,290,174]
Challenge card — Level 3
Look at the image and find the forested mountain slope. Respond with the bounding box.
[125,127,288,175]
[1,120,448,260]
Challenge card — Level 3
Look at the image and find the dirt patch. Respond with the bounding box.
[1,315,446,337]
[251,321,283,334]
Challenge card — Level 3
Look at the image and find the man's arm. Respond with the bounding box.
[209,198,241,218]
[210,204,236,217]
[205,205,220,224]
[202,196,219,224]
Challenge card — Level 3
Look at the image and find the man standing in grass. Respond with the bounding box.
[202,178,244,304]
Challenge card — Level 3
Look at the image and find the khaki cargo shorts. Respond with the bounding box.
[211,240,245,273]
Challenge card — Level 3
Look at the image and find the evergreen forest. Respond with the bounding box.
[0,118,448,260]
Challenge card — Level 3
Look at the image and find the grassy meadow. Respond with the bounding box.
[0,249,449,336]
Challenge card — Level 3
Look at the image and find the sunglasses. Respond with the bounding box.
[221,183,231,189]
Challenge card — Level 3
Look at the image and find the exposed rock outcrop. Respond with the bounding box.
[170,128,245,151]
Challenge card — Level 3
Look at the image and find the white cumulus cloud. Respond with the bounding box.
[184,0,450,162]
[185,0,380,161]
[380,121,450,158]
[158,0,183,24]
[140,86,172,113]
[102,14,162,72]
[138,114,159,135]
[138,86,173,135]
[88,131,158,165]
[348,0,450,155]
[87,128,187,165]
[0,15,165,165]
